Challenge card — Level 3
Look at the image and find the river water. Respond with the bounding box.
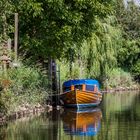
[0,91,140,140]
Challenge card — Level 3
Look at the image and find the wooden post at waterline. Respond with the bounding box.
[48,58,60,107]
[57,65,61,96]
[48,57,53,104]
[14,13,18,62]
[53,61,61,106]
[51,60,58,106]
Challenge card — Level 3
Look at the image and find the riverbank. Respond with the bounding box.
[0,103,56,125]
[0,65,49,125]
[102,85,140,93]
[0,87,139,126]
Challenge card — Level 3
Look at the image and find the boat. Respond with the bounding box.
[62,108,102,136]
[60,79,102,108]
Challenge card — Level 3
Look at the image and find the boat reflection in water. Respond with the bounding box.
[62,108,102,136]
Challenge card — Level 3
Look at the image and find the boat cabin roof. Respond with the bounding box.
[63,79,99,88]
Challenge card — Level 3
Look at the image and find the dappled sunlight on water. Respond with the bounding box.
[0,91,140,140]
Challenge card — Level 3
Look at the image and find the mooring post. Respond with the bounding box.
[58,65,61,94]
[48,58,60,107]
[57,65,61,105]
[52,60,58,106]
[48,57,53,104]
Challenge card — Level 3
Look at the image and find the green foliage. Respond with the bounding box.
[0,93,8,114]
[58,59,86,85]
[9,66,42,91]
[131,60,140,81]
[0,64,48,114]
[80,16,122,81]
[58,15,137,88]
[0,0,14,40]
[1,0,113,61]
[117,39,140,82]
[105,68,134,88]
[118,39,140,68]
[115,1,140,81]
[0,0,139,94]
[116,0,140,39]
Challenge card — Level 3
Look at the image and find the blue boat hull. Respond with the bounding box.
[65,102,101,108]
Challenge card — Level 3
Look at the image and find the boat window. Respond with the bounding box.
[75,85,82,90]
[86,85,94,91]
[63,86,71,92]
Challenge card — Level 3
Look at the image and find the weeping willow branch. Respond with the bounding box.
[80,16,122,81]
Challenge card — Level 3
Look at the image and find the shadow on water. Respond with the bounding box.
[0,91,140,140]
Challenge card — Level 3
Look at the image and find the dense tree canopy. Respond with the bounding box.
[0,0,113,61]
[116,1,140,81]
[0,0,139,82]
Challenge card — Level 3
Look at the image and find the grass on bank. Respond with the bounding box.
[0,65,48,115]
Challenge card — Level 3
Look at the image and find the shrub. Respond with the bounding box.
[105,68,134,89]
[0,64,48,114]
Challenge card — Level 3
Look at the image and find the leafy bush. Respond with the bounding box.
[131,60,140,82]
[0,64,48,114]
[105,68,134,89]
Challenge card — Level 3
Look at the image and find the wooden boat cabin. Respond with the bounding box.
[60,79,102,108]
